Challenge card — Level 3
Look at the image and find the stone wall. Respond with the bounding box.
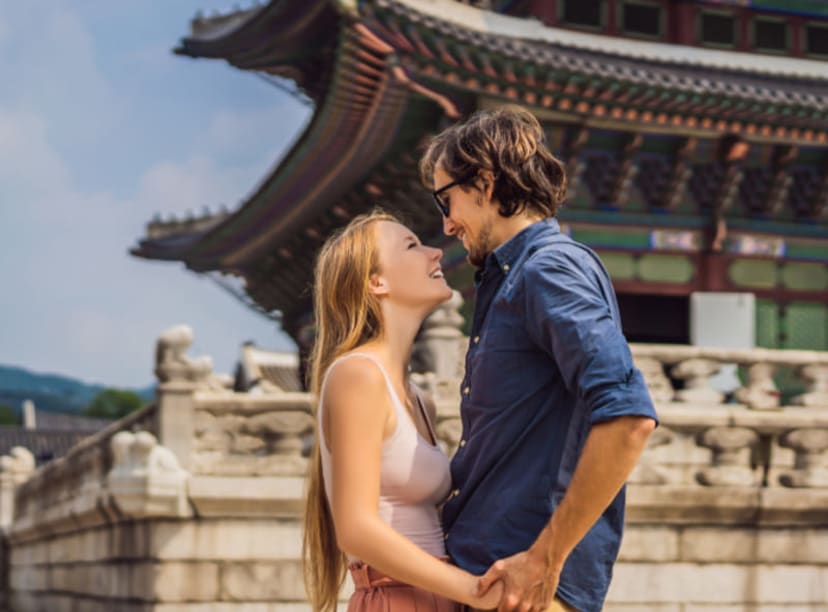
[0,310,826,611]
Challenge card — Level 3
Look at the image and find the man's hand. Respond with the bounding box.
[476,549,561,612]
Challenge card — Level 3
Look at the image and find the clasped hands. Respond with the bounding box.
[475,548,561,612]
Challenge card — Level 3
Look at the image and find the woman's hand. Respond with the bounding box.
[469,577,503,610]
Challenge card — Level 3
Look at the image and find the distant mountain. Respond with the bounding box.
[0,365,154,414]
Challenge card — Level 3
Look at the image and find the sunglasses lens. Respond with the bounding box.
[433,195,449,217]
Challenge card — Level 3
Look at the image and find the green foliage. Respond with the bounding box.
[82,389,144,420]
[0,403,18,425]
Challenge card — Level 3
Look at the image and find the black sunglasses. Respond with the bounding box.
[431,172,477,218]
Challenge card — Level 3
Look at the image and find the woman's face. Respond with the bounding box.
[372,220,452,311]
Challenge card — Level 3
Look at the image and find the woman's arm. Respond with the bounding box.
[324,359,501,609]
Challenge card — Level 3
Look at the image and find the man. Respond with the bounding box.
[419,106,658,612]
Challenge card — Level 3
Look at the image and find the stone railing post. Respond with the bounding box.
[154,325,231,470]
[107,430,191,517]
[697,426,760,486]
[671,358,724,404]
[778,429,828,488]
[0,447,35,530]
[792,364,828,407]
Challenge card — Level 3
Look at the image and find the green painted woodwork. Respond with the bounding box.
[728,259,778,288]
[781,262,828,290]
[637,254,694,283]
[598,251,637,280]
[783,301,827,350]
[756,298,780,348]
[752,0,828,17]
[571,227,651,249]
[785,242,828,261]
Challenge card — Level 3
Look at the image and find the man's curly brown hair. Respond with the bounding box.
[419,105,567,219]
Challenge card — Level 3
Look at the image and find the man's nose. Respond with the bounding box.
[442,215,456,236]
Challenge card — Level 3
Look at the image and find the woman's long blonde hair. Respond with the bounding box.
[302,210,399,612]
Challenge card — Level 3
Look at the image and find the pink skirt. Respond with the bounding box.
[347,560,462,612]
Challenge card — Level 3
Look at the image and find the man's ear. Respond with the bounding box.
[477,169,496,201]
[368,273,389,296]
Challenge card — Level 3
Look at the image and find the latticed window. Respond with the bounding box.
[754,17,787,52]
[806,24,828,56]
[622,1,662,37]
[701,11,736,46]
[561,0,604,28]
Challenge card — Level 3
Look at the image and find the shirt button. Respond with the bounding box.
[452,488,460,497]
[503,264,510,272]
[463,386,470,395]
[459,439,466,448]
[473,336,480,344]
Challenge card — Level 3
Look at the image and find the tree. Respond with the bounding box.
[82,389,144,420]
[0,404,17,425]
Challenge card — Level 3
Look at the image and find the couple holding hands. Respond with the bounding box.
[303,106,658,612]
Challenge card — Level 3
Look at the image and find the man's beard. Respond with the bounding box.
[466,220,493,268]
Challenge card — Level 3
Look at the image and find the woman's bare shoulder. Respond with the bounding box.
[322,354,387,404]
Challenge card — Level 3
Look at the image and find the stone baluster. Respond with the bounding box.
[241,411,314,474]
[792,364,828,407]
[634,357,675,403]
[697,427,760,486]
[778,429,828,488]
[412,290,466,382]
[0,447,35,529]
[671,358,724,404]
[628,426,674,485]
[734,362,781,410]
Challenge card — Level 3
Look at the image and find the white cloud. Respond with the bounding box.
[0,103,297,387]
[0,2,307,388]
[0,3,122,144]
[0,109,71,204]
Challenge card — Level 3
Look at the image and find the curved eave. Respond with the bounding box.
[361,0,828,136]
[140,17,423,271]
[175,0,340,98]
[393,0,828,82]
[131,231,210,266]
[177,0,328,59]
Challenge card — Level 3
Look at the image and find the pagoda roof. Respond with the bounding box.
[134,0,828,329]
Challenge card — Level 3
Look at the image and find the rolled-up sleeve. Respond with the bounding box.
[522,248,658,425]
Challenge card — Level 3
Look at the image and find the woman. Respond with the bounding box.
[302,211,501,612]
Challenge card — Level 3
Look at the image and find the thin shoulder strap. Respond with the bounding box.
[411,386,438,446]
[319,352,405,414]
[317,352,402,452]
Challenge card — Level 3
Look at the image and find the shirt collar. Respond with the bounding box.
[490,218,560,271]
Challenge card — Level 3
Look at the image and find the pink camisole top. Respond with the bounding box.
[318,352,451,559]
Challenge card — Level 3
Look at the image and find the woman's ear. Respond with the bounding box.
[368,273,389,297]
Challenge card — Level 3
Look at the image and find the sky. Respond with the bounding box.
[0,1,311,387]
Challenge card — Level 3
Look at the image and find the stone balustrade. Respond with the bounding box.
[2,312,827,611]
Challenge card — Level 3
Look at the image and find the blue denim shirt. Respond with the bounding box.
[443,219,658,612]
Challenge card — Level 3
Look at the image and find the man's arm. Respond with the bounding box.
[477,414,655,612]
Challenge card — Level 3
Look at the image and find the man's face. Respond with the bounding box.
[433,164,496,268]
